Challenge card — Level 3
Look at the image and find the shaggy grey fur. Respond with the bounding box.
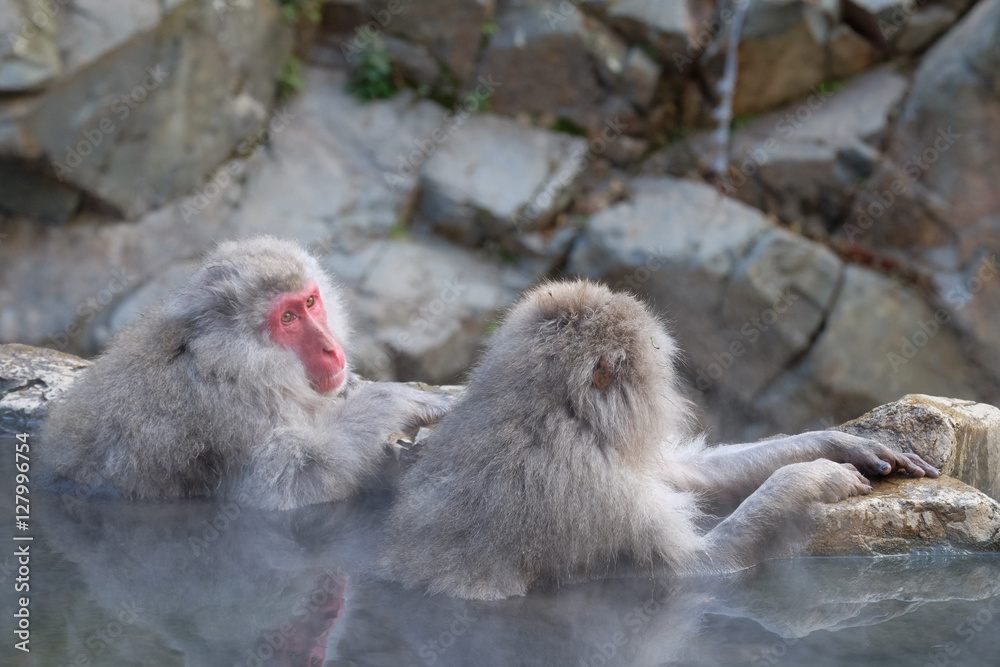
[41,236,450,510]
[381,280,938,599]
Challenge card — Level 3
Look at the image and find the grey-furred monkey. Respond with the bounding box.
[41,236,451,510]
[381,280,939,600]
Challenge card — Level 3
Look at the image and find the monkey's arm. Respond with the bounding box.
[339,374,454,431]
[678,431,938,515]
[229,378,454,510]
[699,459,872,571]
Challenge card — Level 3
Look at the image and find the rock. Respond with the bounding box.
[836,394,1000,500]
[330,0,495,85]
[566,177,843,405]
[849,0,1000,270]
[341,238,525,384]
[724,66,908,227]
[893,4,959,53]
[0,0,61,91]
[843,0,960,54]
[477,0,659,134]
[0,167,241,356]
[755,266,977,434]
[416,112,587,257]
[0,343,89,434]
[805,475,1000,556]
[56,0,162,73]
[702,0,834,115]
[844,0,1000,382]
[228,67,431,252]
[580,0,695,62]
[0,0,292,220]
[0,157,81,223]
[827,23,880,78]
[647,52,906,229]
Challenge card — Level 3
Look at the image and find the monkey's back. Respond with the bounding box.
[382,280,705,599]
[40,311,252,498]
[382,387,695,600]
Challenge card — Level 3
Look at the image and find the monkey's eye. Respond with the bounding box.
[306,295,316,308]
[281,311,295,323]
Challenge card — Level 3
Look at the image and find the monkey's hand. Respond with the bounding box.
[701,459,872,571]
[399,388,455,430]
[812,431,940,480]
[775,459,873,504]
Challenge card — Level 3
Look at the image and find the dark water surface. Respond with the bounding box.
[2,433,999,667]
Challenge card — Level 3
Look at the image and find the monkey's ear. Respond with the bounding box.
[592,355,616,390]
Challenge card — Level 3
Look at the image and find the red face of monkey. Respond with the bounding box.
[266,282,347,394]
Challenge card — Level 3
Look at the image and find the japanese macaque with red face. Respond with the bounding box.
[41,236,450,510]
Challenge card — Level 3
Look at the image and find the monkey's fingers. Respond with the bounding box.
[840,463,873,496]
[894,452,940,478]
[412,393,456,427]
[388,433,414,460]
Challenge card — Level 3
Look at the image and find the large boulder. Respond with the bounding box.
[0,0,292,222]
[835,394,1000,500]
[477,0,661,135]
[754,266,978,434]
[843,0,1000,385]
[645,66,909,232]
[416,112,587,263]
[806,393,1000,557]
[806,475,1000,556]
[567,177,985,441]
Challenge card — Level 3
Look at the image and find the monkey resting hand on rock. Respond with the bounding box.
[41,236,452,510]
[381,280,939,600]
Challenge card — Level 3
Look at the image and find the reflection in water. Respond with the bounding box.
[2,480,1000,666]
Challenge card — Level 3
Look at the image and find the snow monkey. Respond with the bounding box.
[41,236,452,510]
[381,280,938,599]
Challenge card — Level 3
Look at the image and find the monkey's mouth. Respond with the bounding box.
[313,367,347,394]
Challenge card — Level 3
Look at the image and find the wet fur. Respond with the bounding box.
[41,236,450,510]
[382,280,932,599]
